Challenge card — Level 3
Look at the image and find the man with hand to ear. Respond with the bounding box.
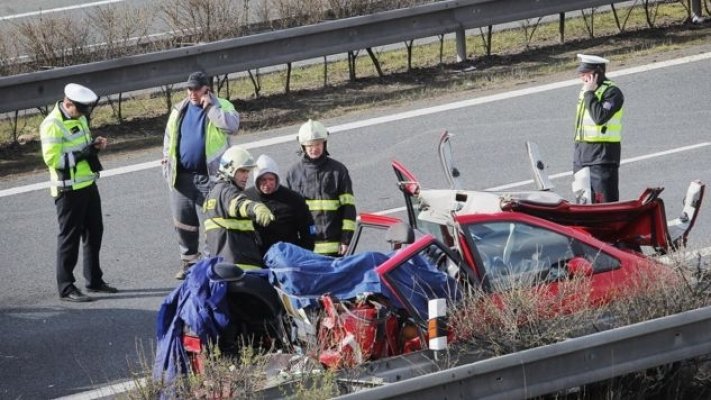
[202,146,275,271]
[573,54,625,204]
[162,71,240,279]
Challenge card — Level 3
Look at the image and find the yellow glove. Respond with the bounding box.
[252,202,275,227]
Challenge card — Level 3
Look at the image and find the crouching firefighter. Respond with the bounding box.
[203,145,275,270]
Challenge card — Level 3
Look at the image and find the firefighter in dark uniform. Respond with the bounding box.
[202,146,274,271]
[40,83,118,302]
[285,119,356,257]
[244,154,315,256]
[573,54,625,203]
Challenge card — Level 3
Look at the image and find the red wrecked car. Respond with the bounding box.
[174,132,704,374]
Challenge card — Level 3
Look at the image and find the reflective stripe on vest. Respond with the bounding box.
[306,199,341,211]
[236,263,261,271]
[51,173,99,188]
[204,218,254,232]
[574,82,623,143]
[339,193,355,205]
[40,105,98,196]
[314,241,340,255]
[342,219,356,232]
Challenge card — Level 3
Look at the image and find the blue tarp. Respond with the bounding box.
[264,242,459,321]
[153,257,230,385]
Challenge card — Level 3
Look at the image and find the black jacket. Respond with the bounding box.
[244,185,315,256]
[285,155,356,256]
[203,179,263,268]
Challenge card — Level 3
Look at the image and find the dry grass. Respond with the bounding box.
[448,252,711,399]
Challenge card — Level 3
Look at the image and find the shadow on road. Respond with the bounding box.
[0,306,160,399]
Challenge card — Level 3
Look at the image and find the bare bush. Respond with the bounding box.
[451,272,601,356]
[136,344,272,399]
[270,0,325,29]
[0,27,22,76]
[450,256,711,398]
[89,3,155,58]
[158,0,244,45]
[14,14,92,68]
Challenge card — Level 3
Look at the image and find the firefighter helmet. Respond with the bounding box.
[218,146,256,179]
[297,119,328,145]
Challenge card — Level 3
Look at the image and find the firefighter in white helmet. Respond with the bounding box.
[199,146,275,274]
[285,119,356,256]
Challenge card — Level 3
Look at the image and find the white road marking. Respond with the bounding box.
[2,51,710,199]
[52,378,143,400]
[0,0,127,21]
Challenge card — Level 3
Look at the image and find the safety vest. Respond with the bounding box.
[40,103,99,197]
[575,81,623,143]
[164,97,236,186]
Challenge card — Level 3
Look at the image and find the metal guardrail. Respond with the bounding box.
[334,306,711,399]
[0,0,629,113]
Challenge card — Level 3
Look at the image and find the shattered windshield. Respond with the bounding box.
[464,221,620,289]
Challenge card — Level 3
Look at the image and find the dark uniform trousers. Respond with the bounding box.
[574,163,619,203]
[54,183,104,296]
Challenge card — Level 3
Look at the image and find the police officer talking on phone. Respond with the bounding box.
[573,54,625,203]
[162,71,240,279]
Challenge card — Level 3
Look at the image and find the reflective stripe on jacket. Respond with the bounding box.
[163,95,238,186]
[203,179,263,268]
[575,81,624,143]
[40,103,98,197]
[285,155,356,255]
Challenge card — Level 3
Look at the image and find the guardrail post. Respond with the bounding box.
[455,26,467,62]
[428,298,448,361]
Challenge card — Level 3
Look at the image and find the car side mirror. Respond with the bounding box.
[567,257,594,277]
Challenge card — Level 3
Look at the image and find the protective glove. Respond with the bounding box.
[251,202,275,227]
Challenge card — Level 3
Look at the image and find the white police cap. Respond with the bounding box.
[64,83,98,105]
[576,54,609,73]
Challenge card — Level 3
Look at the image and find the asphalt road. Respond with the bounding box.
[0,53,710,399]
[0,0,148,20]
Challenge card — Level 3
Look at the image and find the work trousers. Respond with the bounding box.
[574,164,619,203]
[170,171,211,262]
[54,183,104,296]
[691,0,703,17]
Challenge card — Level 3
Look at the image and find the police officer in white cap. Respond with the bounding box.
[40,83,117,302]
[573,54,625,203]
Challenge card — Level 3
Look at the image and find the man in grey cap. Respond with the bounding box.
[40,83,118,302]
[573,54,625,203]
[162,71,240,279]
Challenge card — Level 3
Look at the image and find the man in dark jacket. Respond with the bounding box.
[203,146,274,271]
[244,154,315,256]
[285,119,356,257]
[573,54,624,204]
